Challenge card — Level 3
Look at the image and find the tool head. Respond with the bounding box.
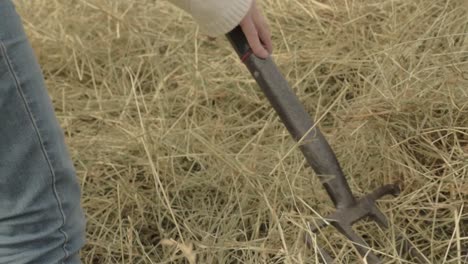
[306,184,400,264]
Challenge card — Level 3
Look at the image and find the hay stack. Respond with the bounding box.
[16,0,467,263]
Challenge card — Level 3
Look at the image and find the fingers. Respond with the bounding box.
[255,17,272,54]
[239,0,272,59]
[240,16,269,59]
[250,2,272,55]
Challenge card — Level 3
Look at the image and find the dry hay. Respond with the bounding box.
[14,0,468,263]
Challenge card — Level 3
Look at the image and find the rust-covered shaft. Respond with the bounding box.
[227,26,355,209]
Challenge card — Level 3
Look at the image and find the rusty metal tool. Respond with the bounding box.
[226,26,402,263]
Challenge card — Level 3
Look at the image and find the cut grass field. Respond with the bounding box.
[15,0,467,263]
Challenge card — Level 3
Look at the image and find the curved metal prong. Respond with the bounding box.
[368,184,400,201]
[368,204,389,228]
[318,247,334,264]
[334,224,382,264]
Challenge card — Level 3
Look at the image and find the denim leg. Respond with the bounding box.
[0,1,86,263]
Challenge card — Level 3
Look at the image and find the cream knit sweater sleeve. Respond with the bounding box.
[168,0,253,37]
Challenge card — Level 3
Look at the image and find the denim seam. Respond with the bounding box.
[0,41,70,263]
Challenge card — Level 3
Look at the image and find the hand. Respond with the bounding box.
[239,0,273,59]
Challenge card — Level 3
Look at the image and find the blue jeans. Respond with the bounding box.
[0,1,86,263]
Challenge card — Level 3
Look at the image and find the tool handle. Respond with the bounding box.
[227,26,356,208]
[226,26,251,59]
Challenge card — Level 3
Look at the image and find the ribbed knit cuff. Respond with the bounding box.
[190,0,253,37]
